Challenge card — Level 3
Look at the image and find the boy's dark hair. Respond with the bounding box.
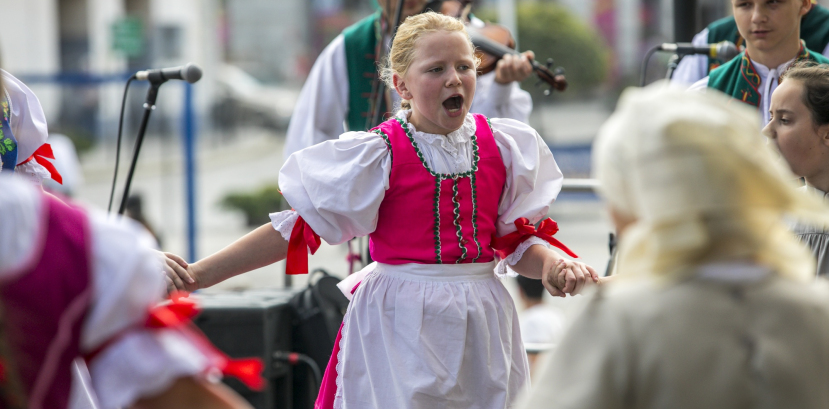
[781,61,829,126]
[516,275,545,300]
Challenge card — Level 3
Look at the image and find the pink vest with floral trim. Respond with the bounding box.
[369,114,506,264]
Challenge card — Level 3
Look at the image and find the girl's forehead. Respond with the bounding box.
[413,31,474,57]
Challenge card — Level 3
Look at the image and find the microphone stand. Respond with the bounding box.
[117,80,163,215]
[664,53,686,81]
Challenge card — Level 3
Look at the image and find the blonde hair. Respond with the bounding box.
[594,84,829,282]
[380,11,479,110]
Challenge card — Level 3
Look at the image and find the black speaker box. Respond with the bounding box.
[193,289,300,409]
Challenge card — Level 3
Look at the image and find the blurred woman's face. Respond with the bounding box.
[764,79,829,181]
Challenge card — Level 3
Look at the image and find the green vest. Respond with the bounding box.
[706,5,829,72]
[708,44,829,108]
[342,12,388,132]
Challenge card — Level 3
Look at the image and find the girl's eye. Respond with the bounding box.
[780,118,790,124]
[458,65,471,71]
[429,67,443,73]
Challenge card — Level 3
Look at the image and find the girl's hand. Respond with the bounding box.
[542,258,599,297]
[161,252,200,294]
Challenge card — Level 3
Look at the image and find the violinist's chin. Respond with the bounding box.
[382,0,430,20]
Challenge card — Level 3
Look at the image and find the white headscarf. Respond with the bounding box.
[2,69,52,185]
[2,69,48,162]
[593,83,829,281]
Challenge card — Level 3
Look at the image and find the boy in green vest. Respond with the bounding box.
[673,0,829,85]
[688,0,829,125]
[284,0,536,158]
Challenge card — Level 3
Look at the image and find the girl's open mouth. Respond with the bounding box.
[442,95,464,114]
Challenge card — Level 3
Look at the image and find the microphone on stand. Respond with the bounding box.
[114,62,203,216]
[659,41,740,61]
[134,63,203,84]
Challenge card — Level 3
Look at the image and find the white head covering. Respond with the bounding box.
[1,69,48,163]
[593,83,829,281]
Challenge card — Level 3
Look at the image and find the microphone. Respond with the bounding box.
[659,41,740,61]
[134,63,203,84]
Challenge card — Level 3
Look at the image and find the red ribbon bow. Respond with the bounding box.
[145,293,200,328]
[492,217,578,260]
[148,295,266,391]
[286,216,321,275]
[19,143,62,184]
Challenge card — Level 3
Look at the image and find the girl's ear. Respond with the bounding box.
[393,73,413,100]
[820,123,829,148]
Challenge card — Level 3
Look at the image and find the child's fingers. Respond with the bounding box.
[164,252,189,268]
[165,266,187,291]
[542,275,566,298]
[165,276,176,296]
[560,267,577,294]
[586,264,600,283]
[166,257,195,284]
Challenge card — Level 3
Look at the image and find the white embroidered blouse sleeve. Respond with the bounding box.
[491,118,563,277]
[278,131,392,245]
[671,28,711,86]
[471,72,533,123]
[283,35,350,159]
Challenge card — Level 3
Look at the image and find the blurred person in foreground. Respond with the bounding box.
[687,0,829,126]
[283,0,536,158]
[0,173,257,409]
[515,275,564,378]
[673,0,829,86]
[518,84,829,409]
[765,61,829,276]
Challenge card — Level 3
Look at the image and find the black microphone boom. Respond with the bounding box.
[135,63,203,84]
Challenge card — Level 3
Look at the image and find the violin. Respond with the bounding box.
[435,0,567,94]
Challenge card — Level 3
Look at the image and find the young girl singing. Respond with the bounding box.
[166,12,597,408]
[765,61,829,276]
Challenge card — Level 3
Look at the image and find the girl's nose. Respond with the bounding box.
[762,122,775,139]
[446,69,462,87]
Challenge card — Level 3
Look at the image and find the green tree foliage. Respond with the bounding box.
[220,184,287,227]
[477,2,610,101]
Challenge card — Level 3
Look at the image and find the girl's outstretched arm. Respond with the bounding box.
[165,223,288,292]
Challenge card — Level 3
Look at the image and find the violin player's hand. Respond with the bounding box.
[494,50,534,84]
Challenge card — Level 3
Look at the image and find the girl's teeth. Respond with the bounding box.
[448,108,459,113]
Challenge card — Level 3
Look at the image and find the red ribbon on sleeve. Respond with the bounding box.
[491,217,578,260]
[86,293,266,391]
[19,143,62,184]
[286,215,321,275]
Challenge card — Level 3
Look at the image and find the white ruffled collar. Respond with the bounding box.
[395,110,477,148]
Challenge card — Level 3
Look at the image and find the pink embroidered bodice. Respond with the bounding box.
[0,195,92,409]
[369,114,506,264]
